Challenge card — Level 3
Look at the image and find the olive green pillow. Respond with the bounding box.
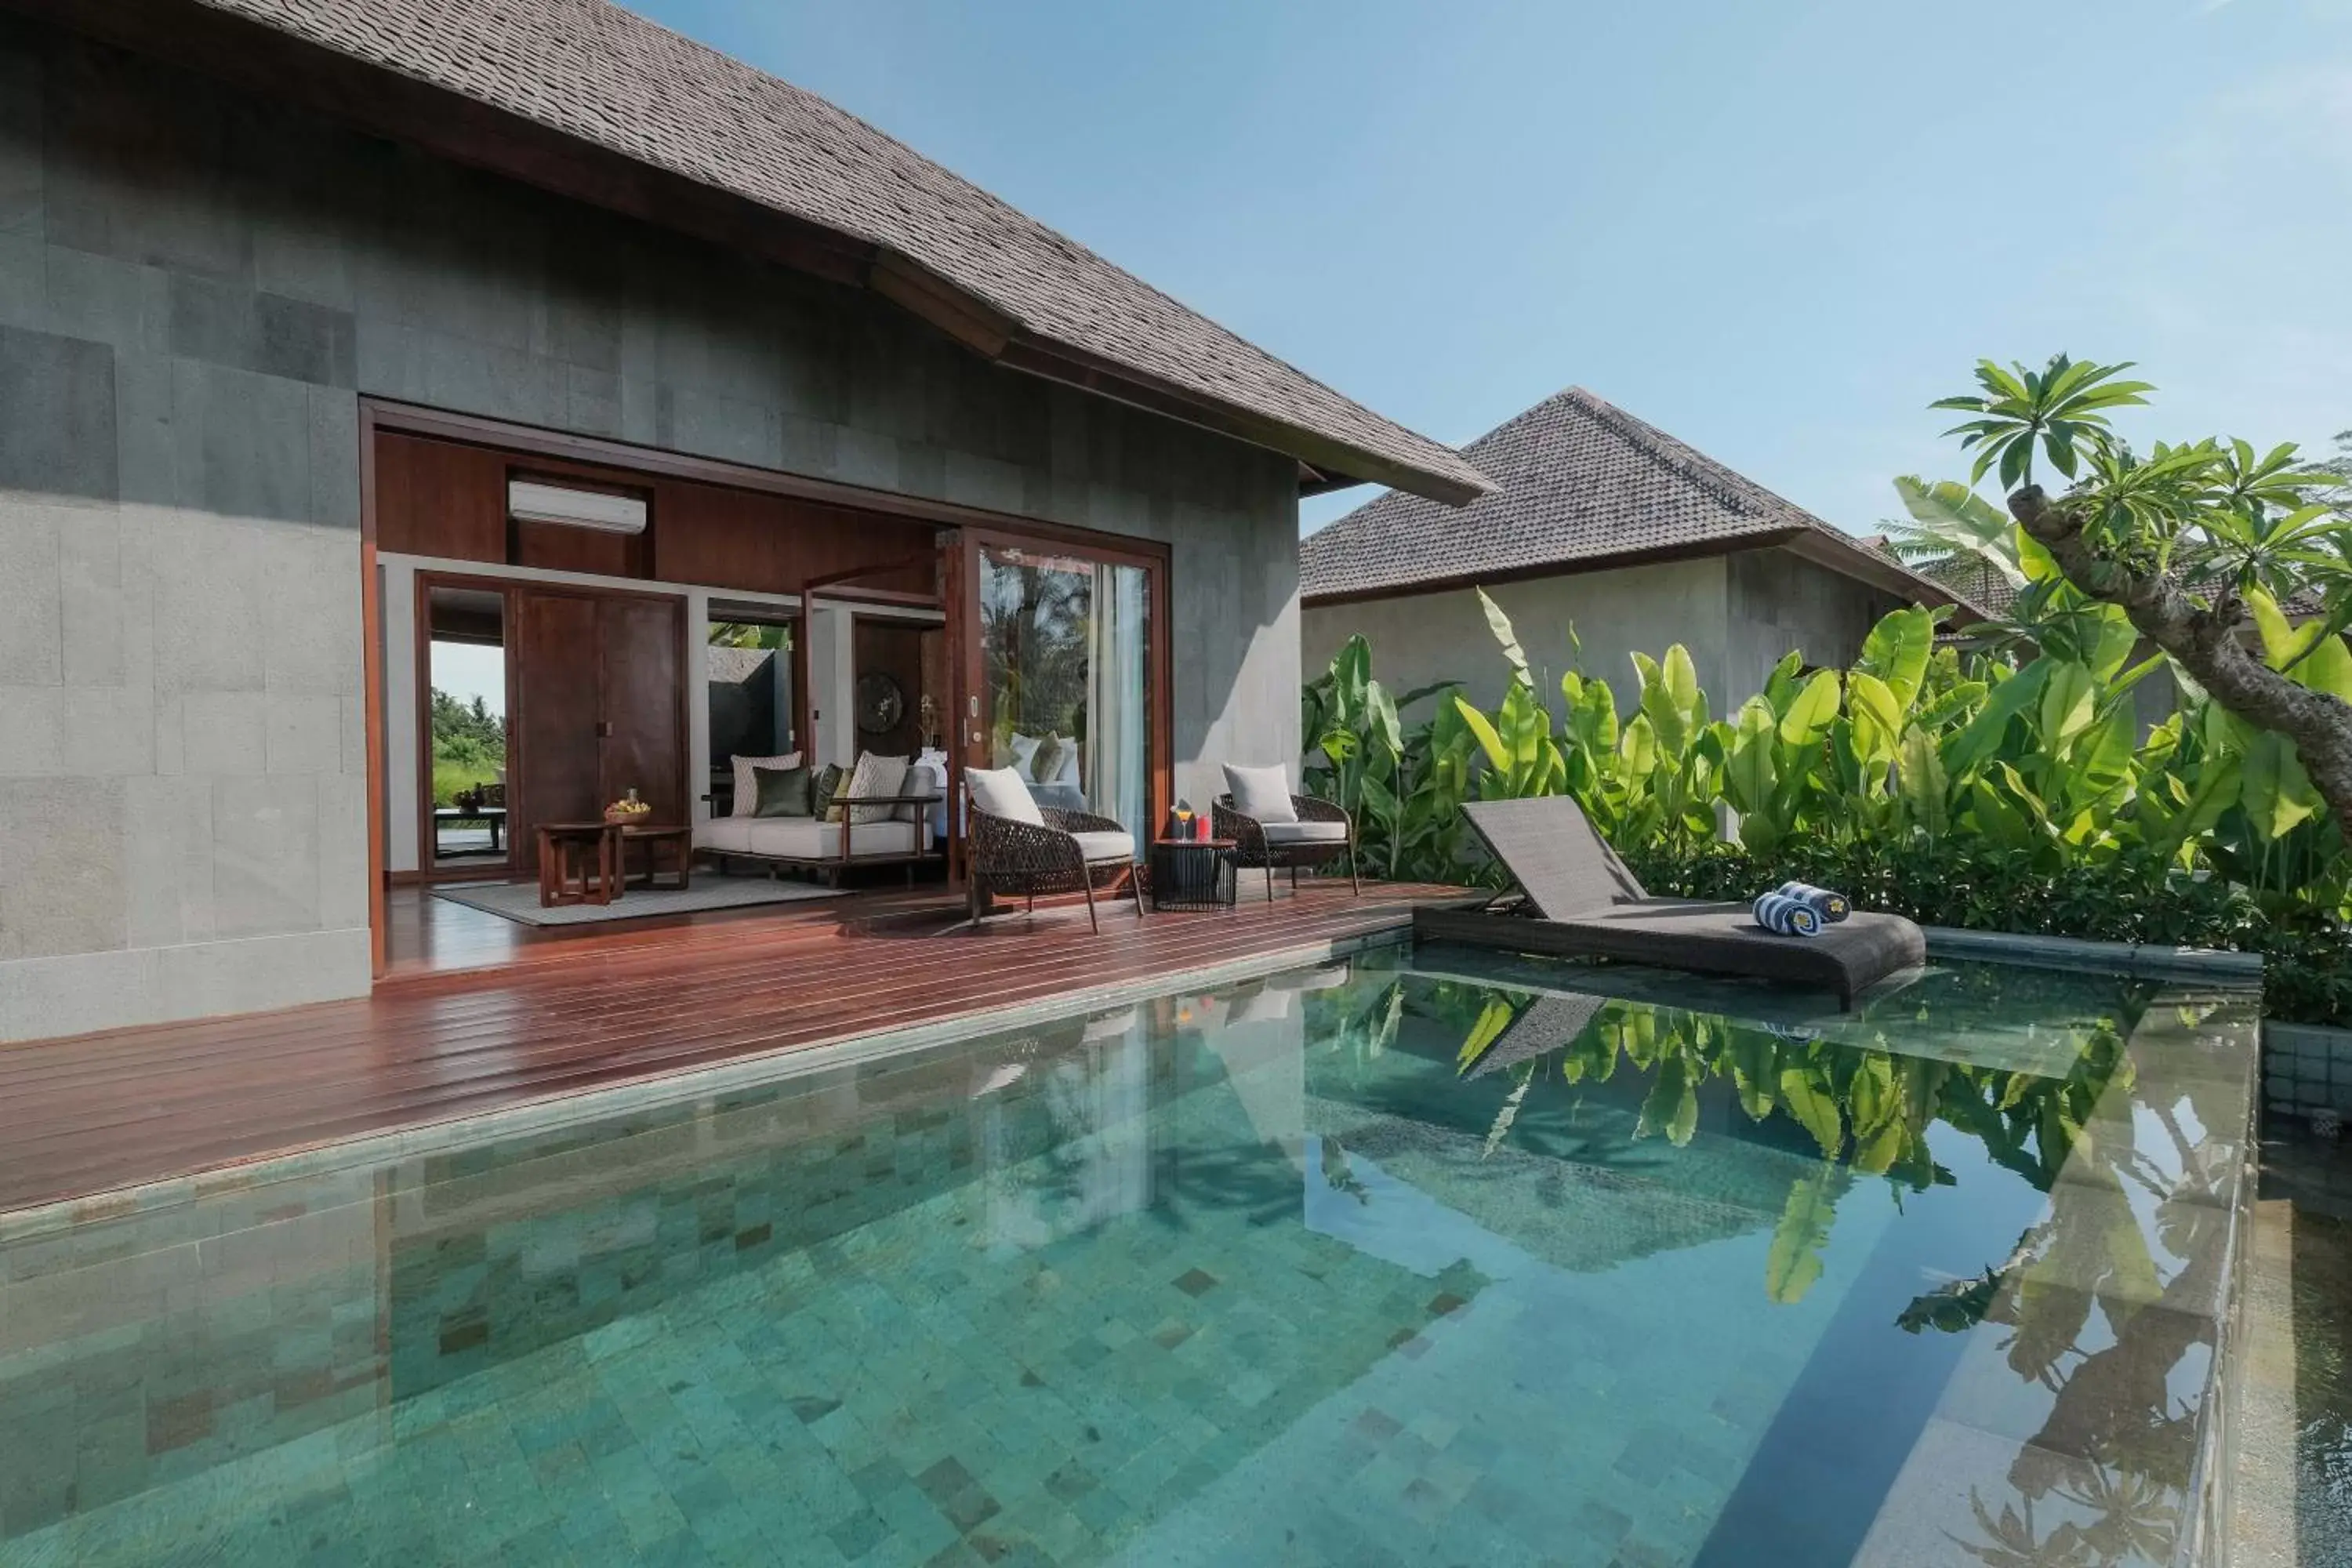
[749,764,813,818]
[1029,734,1067,785]
[812,763,847,823]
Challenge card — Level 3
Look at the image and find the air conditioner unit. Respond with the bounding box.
[507,478,648,535]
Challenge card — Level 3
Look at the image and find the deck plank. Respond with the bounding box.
[0,880,1466,1213]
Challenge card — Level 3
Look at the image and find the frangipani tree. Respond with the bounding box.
[1930,356,2352,829]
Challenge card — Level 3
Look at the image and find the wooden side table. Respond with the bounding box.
[1150,838,1236,912]
[619,824,691,891]
[537,822,621,907]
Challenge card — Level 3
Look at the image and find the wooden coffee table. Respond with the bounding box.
[617,823,691,891]
[536,822,621,907]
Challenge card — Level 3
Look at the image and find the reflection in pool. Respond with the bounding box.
[0,949,2256,1566]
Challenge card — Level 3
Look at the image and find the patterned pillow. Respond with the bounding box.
[813,763,846,822]
[729,752,800,818]
[844,752,911,825]
[1029,734,1068,786]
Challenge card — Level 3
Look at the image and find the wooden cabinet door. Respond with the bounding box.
[597,595,685,826]
[514,590,604,868]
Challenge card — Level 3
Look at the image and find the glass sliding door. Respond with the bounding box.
[968,538,1162,850]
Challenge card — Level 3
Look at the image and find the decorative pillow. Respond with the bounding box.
[1001,732,1042,775]
[1029,734,1068,786]
[1223,763,1298,824]
[813,762,846,823]
[730,751,800,818]
[844,752,910,825]
[965,764,1044,826]
[749,764,813,818]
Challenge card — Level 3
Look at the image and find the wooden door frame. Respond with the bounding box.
[949,524,1174,878]
[411,568,521,885]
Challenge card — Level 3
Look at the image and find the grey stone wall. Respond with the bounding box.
[1724,548,1905,698]
[1301,559,1735,719]
[0,21,1300,1039]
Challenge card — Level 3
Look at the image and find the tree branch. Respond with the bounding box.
[2008,485,2352,829]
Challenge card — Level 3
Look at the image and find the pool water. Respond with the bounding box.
[0,948,2258,1566]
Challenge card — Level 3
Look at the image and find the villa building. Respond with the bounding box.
[0,0,1483,1040]
[1301,387,1973,708]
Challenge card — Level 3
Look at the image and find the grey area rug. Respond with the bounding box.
[431,877,843,927]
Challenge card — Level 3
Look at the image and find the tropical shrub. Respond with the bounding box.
[1302,586,2350,1025]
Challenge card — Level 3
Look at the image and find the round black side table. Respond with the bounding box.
[1150,838,1236,912]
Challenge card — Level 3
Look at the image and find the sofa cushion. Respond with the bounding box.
[1261,820,1348,844]
[1069,829,1134,863]
[729,751,800,817]
[1223,763,1297,824]
[966,765,1044,826]
[740,818,919,859]
[843,752,909,825]
[696,817,754,854]
[749,764,814,818]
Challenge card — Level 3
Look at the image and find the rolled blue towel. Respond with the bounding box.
[1774,880,1851,923]
[1752,890,1824,938]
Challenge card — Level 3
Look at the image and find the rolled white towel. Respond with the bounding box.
[1753,890,1824,938]
[1774,880,1851,923]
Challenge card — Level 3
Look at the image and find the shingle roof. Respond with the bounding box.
[1301,387,1965,606]
[157,0,1488,504]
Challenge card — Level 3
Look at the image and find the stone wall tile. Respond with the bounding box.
[148,517,266,696]
[61,684,153,775]
[208,773,318,938]
[0,775,125,959]
[0,498,61,683]
[0,322,114,502]
[314,770,368,929]
[120,775,212,949]
[305,386,360,530]
[0,43,38,239]
[56,503,122,687]
[264,694,343,775]
[0,233,40,327]
[176,691,267,775]
[0,686,63,775]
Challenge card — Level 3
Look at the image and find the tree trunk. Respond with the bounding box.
[2008,485,2352,829]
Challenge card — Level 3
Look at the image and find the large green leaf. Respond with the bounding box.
[1453,696,1511,775]
[2037,662,2096,747]
[1777,669,1842,749]
[1636,1054,1700,1146]
[1725,699,1777,818]
[2241,731,2322,841]
[1619,713,1660,778]
[1778,1066,1845,1157]
[1846,672,1902,768]
[1858,608,1935,710]
[1475,588,1529,684]
[1896,725,1950,838]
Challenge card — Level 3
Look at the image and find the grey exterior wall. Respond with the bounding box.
[0,21,1300,1040]
[1300,546,1906,732]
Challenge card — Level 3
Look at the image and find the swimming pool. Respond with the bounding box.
[0,946,2258,1566]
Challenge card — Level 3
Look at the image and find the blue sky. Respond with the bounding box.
[639,0,2352,537]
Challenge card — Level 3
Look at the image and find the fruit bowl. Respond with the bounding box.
[603,800,653,825]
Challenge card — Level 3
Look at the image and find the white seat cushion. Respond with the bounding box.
[1261,820,1347,844]
[696,817,754,854]
[1222,763,1297,824]
[1069,829,1134,862]
[740,818,918,859]
[966,765,1044,826]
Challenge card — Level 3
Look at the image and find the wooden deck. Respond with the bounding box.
[0,880,1467,1215]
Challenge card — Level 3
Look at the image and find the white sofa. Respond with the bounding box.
[695,760,943,883]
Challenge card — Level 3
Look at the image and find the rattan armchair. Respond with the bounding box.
[1213,793,1359,902]
[965,797,1144,934]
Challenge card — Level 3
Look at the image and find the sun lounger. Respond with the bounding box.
[1418,797,1925,1009]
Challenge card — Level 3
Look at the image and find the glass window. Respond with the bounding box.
[978,545,1151,844]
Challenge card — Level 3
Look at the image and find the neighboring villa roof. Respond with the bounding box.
[1301,387,1976,612]
[72,0,1489,506]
